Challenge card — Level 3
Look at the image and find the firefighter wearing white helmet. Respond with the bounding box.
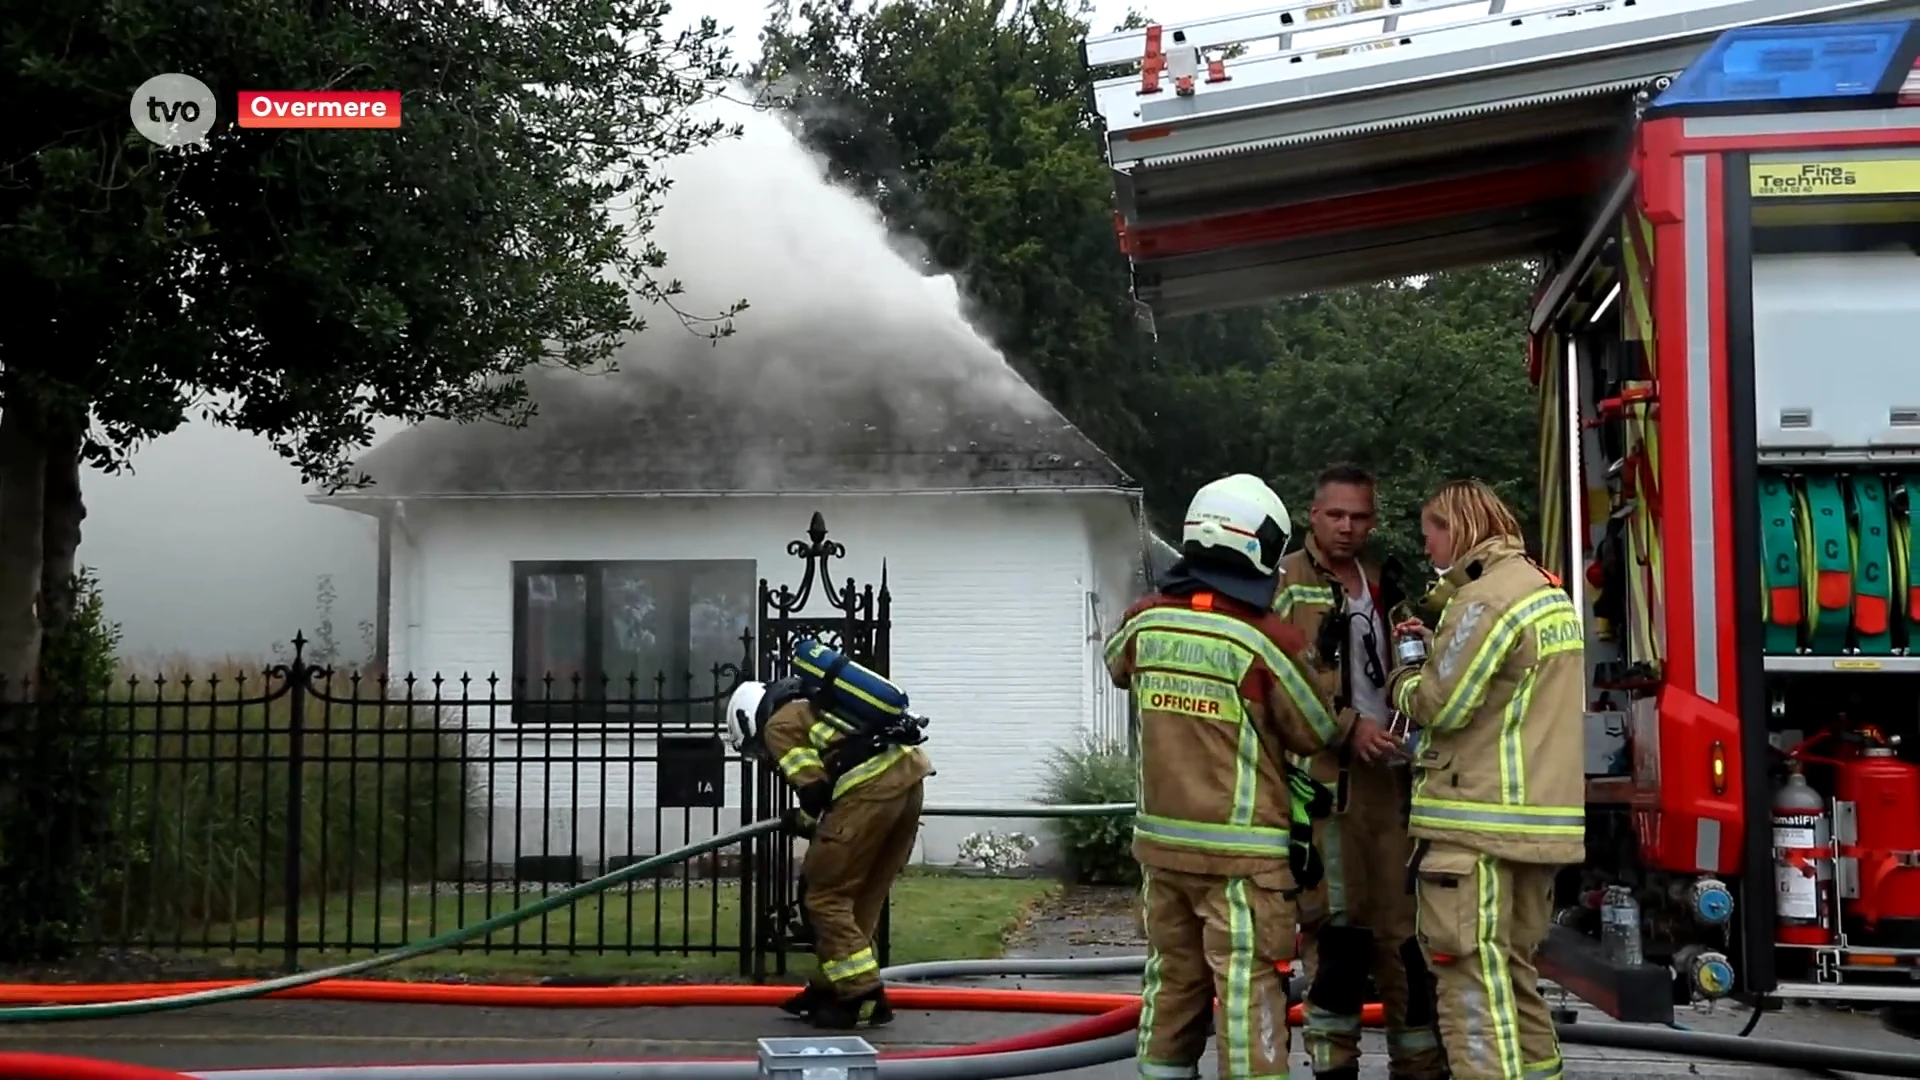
[724,663,929,1031]
[1104,473,1377,1080]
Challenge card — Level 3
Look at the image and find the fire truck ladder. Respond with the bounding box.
[1086,0,1920,317]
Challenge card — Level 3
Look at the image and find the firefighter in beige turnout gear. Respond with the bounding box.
[1277,464,1446,1080]
[1104,473,1391,1080]
[1387,481,1586,1080]
[726,678,932,1030]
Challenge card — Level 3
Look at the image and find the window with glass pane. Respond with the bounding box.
[520,572,590,696]
[512,560,755,725]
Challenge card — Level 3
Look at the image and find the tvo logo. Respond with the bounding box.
[131,74,218,148]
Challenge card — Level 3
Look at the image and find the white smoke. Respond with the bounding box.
[81,89,1087,656]
[557,92,1051,412]
[454,91,1073,493]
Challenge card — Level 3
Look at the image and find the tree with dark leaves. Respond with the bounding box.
[758,0,1540,577]
[0,0,744,958]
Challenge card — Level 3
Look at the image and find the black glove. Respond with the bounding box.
[1286,770,1332,893]
[797,779,832,820]
[780,806,817,838]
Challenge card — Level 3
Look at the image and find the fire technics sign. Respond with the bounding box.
[1750,159,1920,197]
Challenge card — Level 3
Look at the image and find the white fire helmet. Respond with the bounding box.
[1182,473,1293,578]
[725,680,768,755]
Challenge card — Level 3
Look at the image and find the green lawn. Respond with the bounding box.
[180,874,1057,980]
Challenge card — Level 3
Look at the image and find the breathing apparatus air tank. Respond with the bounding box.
[790,638,927,745]
[1772,764,1834,947]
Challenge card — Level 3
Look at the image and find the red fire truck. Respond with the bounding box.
[1084,1,1920,1021]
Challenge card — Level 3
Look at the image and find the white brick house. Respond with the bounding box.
[312,334,1148,870]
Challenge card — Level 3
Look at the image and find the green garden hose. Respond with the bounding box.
[0,819,777,1024]
[0,802,1135,1024]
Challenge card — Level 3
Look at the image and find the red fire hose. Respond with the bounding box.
[0,1054,203,1080]
[0,979,1387,1025]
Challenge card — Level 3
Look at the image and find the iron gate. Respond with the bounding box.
[749,512,893,979]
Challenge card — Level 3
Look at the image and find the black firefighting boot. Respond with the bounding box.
[778,981,832,1018]
[807,986,894,1030]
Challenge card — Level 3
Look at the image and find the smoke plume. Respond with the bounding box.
[438,92,1079,496]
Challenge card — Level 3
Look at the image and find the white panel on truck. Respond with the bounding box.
[1752,251,1920,453]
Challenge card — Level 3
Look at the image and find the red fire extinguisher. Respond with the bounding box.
[1830,728,1920,927]
[1772,760,1835,946]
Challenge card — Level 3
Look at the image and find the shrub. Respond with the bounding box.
[1039,733,1139,886]
[0,568,123,959]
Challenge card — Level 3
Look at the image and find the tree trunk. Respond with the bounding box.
[0,407,47,701]
[37,419,85,651]
[0,413,100,963]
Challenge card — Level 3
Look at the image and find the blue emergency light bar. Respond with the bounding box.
[1650,19,1918,115]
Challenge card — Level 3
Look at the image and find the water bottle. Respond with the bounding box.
[1395,630,1429,667]
[1387,600,1429,667]
[1601,885,1644,966]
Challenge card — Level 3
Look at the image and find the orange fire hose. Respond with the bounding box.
[0,979,1386,1025]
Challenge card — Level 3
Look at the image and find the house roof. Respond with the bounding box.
[334,321,1133,500]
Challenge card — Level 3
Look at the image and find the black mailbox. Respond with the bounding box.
[657,735,726,808]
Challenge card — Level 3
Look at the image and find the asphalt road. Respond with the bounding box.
[4,892,1914,1080]
[3,983,1916,1079]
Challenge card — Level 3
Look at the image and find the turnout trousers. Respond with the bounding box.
[1299,761,1447,1079]
[801,781,925,999]
[1412,842,1564,1080]
[1138,865,1297,1080]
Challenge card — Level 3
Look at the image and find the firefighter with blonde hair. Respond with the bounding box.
[1388,479,1585,1080]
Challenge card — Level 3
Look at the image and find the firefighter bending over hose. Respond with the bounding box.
[1105,473,1390,1080]
[1276,462,1446,1080]
[1387,480,1586,1080]
[726,658,932,1030]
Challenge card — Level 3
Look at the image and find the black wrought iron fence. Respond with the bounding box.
[0,512,894,980]
[30,635,763,973]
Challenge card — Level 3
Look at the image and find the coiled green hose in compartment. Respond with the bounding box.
[1758,471,1914,656]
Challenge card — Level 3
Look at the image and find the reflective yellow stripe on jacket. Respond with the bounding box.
[1400,585,1585,839]
[1110,606,1337,746]
[1108,606,1332,859]
[774,707,908,799]
[1273,582,1335,619]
